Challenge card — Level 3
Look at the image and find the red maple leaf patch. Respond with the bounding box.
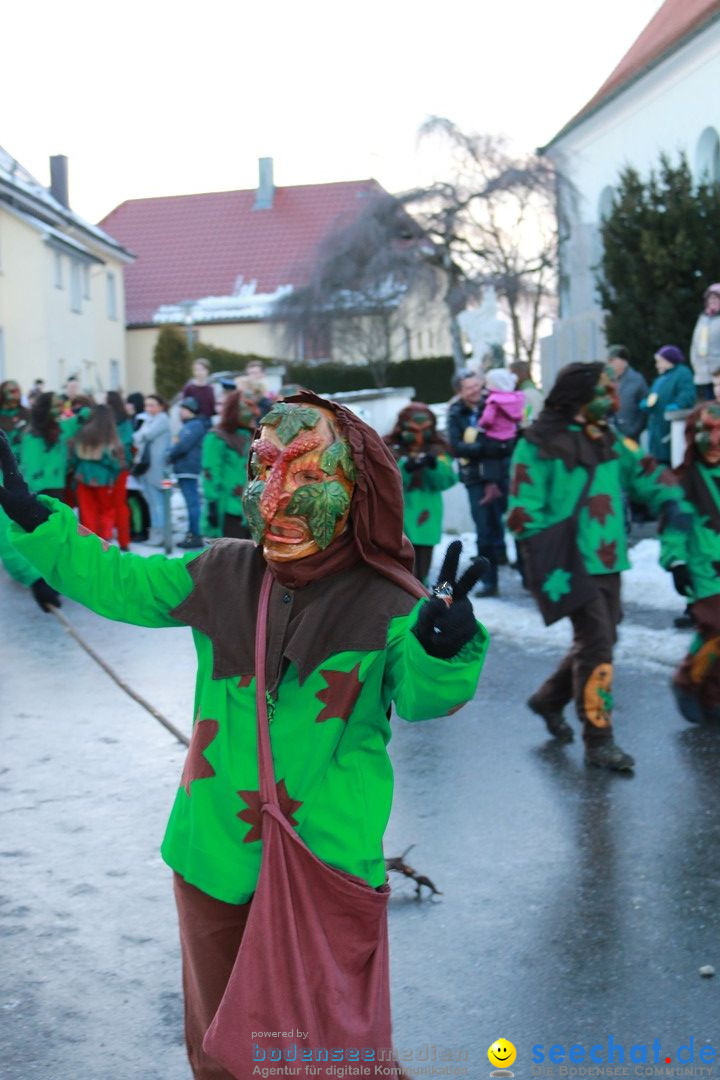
[507,506,533,534]
[417,509,430,526]
[588,494,614,524]
[596,540,617,569]
[232,484,245,497]
[237,674,254,688]
[180,716,219,795]
[315,664,363,723]
[639,455,659,476]
[657,469,679,488]
[510,463,532,497]
[236,779,303,844]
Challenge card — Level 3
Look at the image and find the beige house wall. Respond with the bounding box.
[126,321,284,395]
[0,205,128,395]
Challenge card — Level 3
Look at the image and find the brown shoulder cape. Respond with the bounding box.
[171,539,420,693]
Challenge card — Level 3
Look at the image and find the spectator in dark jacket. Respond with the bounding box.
[607,345,648,441]
[447,369,516,596]
[168,397,206,549]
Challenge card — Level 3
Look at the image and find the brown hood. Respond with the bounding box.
[248,390,426,598]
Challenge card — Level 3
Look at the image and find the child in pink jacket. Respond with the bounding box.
[479,368,525,441]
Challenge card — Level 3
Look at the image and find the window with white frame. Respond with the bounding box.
[82,264,91,300]
[695,127,720,184]
[109,359,120,390]
[54,250,63,288]
[106,272,117,320]
[70,259,82,313]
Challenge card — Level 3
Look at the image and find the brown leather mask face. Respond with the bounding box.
[242,403,356,562]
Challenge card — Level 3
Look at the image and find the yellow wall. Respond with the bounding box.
[126,320,284,395]
[0,205,128,395]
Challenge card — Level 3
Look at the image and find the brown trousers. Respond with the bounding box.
[173,873,252,1080]
[532,573,622,744]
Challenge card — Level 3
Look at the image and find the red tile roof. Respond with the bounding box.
[548,0,720,145]
[98,178,384,325]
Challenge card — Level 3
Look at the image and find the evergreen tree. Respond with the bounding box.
[153,327,191,399]
[597,154,720,382]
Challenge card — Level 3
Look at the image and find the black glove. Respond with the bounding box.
[413,541,487,659]
[0,431,51,532]
[30,578,61,613]
[671,563,693,599]
[403,455,425,473]
[422,452,437,469]
[207,501,220,529]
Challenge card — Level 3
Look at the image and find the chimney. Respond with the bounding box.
[50,155,69,208]
[254,157,274,210]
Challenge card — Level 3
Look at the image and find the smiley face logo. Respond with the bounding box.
[488,1039,516,1069]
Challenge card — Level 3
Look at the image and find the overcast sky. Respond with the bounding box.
[3,0,661,223]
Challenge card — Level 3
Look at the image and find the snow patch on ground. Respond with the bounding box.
[623,538,685,612]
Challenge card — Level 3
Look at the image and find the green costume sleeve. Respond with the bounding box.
[0,505,40,587]
[383,601,489,720]
[618,439,691,568]
[9,497,195,627]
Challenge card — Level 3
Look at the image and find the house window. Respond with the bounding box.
[109,359,120,390]
[54,251,63,289]
[82,265,91,300]
[70,260,82,313]
[598,186,615,222]
[695,127,720,184]
[106,272,117,320]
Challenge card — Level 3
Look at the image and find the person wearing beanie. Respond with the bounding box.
[507,361,692,772]
[0,394,488,1078]
[606,345,648,441]
[642,345,697,464]
[690,283,720,400]
[168,396,207,549]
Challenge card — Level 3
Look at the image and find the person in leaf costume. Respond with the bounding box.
[0,390,488,1080]
[383,403,457,584]
[0,380,30,455]
[671,403,720,724]
[200,390,257,540]
[507,362,691,772]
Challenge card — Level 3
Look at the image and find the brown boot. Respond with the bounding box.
[527,694,574,743]
[585,741,635,772]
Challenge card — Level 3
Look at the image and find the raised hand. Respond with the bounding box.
[0,430,51,532]
[412,540,487,659]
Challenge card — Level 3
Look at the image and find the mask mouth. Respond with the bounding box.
[265,517,308,544]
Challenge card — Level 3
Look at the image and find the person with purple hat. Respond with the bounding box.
[690,283,720,400]
[643,345,696,463]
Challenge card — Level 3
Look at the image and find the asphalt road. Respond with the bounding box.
[1,573,718,1079]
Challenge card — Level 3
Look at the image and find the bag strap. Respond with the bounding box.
[254,569,278,807]
[571,465,596,521]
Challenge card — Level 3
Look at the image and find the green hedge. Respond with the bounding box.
[285,357,455,403]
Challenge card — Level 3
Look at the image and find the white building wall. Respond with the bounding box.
[543,17,720,380]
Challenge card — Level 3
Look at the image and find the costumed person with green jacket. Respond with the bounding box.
[671,403,720,724]
[0,380,30,455]
[0,392,489,1080]
[507,362,691,772]
[384,403,457,584]
[200,389,256,540]
[18,391,86,498]
[0,504,60,612]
